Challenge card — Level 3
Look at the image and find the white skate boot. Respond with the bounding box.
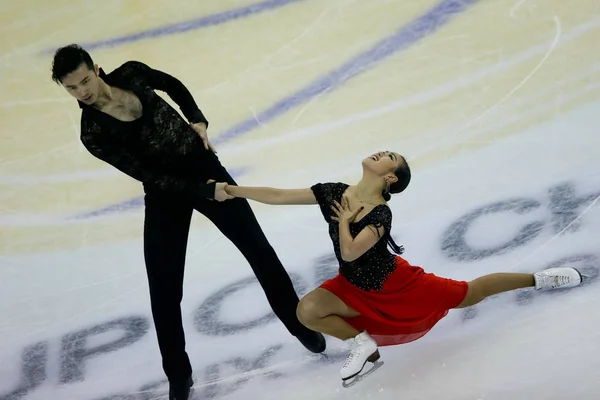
[340,331,382,386]
[533,267,583,290]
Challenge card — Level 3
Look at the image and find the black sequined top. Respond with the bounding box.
[78,61,217,198]
[311,182,399,291]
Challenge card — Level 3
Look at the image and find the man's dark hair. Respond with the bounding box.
[51,44,94,84]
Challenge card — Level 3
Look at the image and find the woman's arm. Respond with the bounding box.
[225,185,317,205]
[338,222,385,261]
[330,198,389,262]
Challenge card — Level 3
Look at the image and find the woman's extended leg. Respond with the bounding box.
[455,273,534,309]
[455,267,583,309]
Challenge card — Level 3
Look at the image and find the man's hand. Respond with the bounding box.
[190,122,216,153]
[207,179,234,202]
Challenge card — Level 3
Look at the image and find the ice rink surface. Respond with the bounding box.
[1,0,600,399]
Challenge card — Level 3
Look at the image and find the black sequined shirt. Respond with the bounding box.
[78,61,217,198]
[311,182,398,291]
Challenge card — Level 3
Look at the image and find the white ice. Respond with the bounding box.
[2,2,600,399]
[1,99,600,399]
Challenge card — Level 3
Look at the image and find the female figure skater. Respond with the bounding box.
[219,151,583,382]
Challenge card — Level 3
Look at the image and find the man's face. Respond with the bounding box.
[61,63,101,105]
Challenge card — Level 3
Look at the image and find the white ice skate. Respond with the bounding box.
[533,267,583,290]
[340,331,383,387]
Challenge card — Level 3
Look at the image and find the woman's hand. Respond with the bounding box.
[331,196,363,224]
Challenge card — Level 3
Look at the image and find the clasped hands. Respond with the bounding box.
[207,179,234,202]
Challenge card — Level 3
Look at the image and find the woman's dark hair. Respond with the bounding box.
[51,44,94,84]
[372,156,411,255]
[382,156,411,201]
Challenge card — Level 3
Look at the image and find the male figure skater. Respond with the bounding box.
[51,44,325,400]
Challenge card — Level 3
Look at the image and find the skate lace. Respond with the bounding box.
[543,274,571,286]
[343,342,363,368]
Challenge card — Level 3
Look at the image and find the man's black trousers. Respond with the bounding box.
[142,159,305,381]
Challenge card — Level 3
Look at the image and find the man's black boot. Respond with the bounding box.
[169,376,193,400]
[295,328,326,353]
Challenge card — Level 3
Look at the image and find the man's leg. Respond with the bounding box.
[194,166,325,352]
[143,190,195,386]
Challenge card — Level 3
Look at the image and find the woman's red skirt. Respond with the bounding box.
[319,255,469,346]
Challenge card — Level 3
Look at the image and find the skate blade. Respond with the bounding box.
[341,360,384,388]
